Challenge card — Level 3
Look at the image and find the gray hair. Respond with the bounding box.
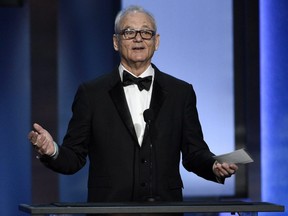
[114,5,157,34]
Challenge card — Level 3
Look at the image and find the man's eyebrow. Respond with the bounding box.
[122,25,132,29]
[139,25,153,30]
[121,25,153,30]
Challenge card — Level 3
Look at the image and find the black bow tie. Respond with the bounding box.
[122,70,152,91]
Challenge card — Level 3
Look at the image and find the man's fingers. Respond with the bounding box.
[28,131,38,145]
[230,164,239,171]
[29,123,47,145]
[215,162,237,177]
[34,133,54,155]
[35,141,49,155]
[219,167,230,176]
[33,123,44,134]
[28,123,55,156]
[28,123,44,145]
[226,164,238,175]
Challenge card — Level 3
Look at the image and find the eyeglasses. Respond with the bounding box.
[118,29,156,40]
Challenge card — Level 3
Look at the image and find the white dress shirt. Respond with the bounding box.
[119,64,154,146]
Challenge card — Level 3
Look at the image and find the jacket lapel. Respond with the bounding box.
[141,66,167,145]
[109,72,138,143]
[149,80,167,122]
[150,65,167,122]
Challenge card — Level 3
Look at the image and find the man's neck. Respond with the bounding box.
[121,61,151,76]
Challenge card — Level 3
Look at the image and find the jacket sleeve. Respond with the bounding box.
[40,84,90,174]
[181,84,219,182]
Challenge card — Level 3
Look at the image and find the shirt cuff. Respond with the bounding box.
[50,141,59,159]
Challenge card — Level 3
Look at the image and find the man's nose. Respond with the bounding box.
[134,32,143,41]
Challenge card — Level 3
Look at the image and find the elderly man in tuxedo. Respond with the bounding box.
[28,5,238,206]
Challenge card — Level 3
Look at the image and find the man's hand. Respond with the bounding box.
[28,123,55,156]
[213,161,238,178]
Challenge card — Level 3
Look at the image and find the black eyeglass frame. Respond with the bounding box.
[117,29,156,40]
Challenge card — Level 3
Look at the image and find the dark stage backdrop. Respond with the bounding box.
[0,2,30,216]
[1,0,288,215]
[57,0,120,202]
[260,0,288,214]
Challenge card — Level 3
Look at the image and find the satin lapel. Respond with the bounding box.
[149,80,167,121]
[109,80,138,143]
[142,75,167,145]
[149,65,167,122]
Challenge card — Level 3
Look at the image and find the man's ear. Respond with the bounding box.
[113,34,119,51]
[155,33,160,51]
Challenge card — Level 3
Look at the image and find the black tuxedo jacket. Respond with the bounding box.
[42,64,219,202]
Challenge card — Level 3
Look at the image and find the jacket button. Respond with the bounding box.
[141,158,148,164]
[141,182,147,187]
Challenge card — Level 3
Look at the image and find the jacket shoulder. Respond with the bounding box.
[153,66,193,92]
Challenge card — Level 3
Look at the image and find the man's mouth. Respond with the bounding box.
[132,47,145,50]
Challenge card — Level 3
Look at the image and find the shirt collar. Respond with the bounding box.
[119,64,154,82]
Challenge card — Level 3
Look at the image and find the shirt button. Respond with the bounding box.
[141,158,148,164]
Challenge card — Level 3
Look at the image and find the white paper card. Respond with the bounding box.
[213,148,254,164]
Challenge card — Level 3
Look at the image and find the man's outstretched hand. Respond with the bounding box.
[28,123,55,156]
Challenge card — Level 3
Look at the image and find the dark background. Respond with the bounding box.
[0,0,287,215]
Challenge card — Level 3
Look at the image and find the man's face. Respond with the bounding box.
[113,12,160,69]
